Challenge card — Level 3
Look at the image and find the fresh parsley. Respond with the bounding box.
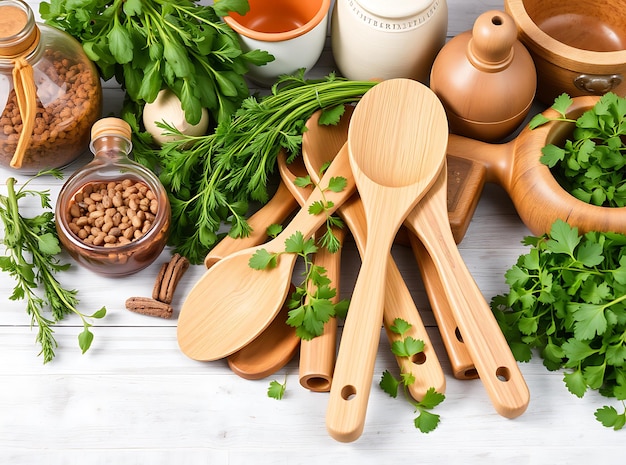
[249,231,349,340]
[0,171,106,363]
[379,318,444,433]
[131,71,377,264]
[268,376,287,400]
[529,92,626,208]
[491,219,626,429]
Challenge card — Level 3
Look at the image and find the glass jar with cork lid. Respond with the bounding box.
[55,117,171,277]
[0,0,102,173]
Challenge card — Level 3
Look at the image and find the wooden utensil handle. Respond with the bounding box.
[407,194,530,418]
[204,181,297,268]
[298,225,345,392]
[409,234,477,380]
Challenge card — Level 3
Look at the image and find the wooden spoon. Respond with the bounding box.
[304,105,476,381]
[227,284,300,379]
[177,144,355,361]
[275,152,345,392]
[326,79,448,443]
[297,110,447,396]
[404,165,530,419]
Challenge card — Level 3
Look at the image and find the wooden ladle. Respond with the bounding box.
[304,105,476,381]
[326,79,448,443]
[447,95,626,237]
[177,144,355,361]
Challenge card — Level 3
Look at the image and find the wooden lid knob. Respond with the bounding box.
[91,117,132,141]
[468,11,518,71]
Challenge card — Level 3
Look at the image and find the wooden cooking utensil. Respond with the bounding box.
[227,284,300,380]
[298,109,448,395]
[177,144,355,362]
[304,105,476,381]
[404,165,530,419]
[276,152,344,393]
[204,180,297,268]
[326,79,448,443]
[446,95,626,238]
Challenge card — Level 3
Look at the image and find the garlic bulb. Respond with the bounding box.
[142,89,209,146]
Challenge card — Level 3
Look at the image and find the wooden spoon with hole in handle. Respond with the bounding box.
[297,112,447,397]
[177,144,355,362]
[303,105,475,381]
[405,165,530,419]
[326,79,448,443]
[275,151,343,392]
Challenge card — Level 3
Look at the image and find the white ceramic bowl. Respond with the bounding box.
[224,0,330,86]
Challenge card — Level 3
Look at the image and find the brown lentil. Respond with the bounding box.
[67,179,159,247]
[0,49,101,171]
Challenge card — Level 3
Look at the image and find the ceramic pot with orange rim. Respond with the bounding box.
[330,0,448,83]
[222,0,331,86]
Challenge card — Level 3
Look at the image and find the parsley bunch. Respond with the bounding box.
[137,72,377,264]
[491,219,626,429]
[530,92,626,207]
[0,171,106,363]
[40,0,272,125]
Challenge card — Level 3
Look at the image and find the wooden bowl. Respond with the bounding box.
[446,95,626,238]
[505,0,626,104]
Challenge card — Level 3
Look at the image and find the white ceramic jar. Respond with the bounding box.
[331,0,448,83]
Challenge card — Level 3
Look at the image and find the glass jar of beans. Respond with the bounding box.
[0,0,102,172]
[56,117,171,277]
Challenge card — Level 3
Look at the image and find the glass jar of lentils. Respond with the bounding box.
[56,117,171,277]
[0,0,102,172]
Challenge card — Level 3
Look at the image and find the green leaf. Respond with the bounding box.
[379,370,400,398]
[108,21,134,64]
[528,113,551,130]
[90,307,107,319]
[37,233,61,255]
[212,0,250,16]
[78,327,94,354]
[546,219,580,256]
[294,175,312,189]
[419,387,446,409]
[571,302,608,339]
[267,379,286,400]
[249,249,278,269]
[391,336,424,358]
[390,318,412,336]
[563,369,588,398]
[552,93,574,116]
[266,223,283,238]
[595,405,626,430]
[414,409,441,434]
[318,105,346,126]
[122,0,142,16]
[326,176,347,193]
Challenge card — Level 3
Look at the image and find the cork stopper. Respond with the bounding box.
[91,117,132,141]
[0,2,39,58]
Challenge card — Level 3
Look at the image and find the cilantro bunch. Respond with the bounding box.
[40,0,272,126]
[491,219,626,429]
[530,92,626,207]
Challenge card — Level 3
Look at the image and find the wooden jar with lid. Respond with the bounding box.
[429,10,536,141]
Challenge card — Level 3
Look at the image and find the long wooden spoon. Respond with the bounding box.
[297,110,446,397]
[304,105,476,381]
[404,165,530,419]
[326,79,448,443]
[177,144,355,361]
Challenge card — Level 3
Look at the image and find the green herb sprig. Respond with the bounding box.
[0,171,106,363]
[132,71,377,264]
[268,376,287,400]
[529,92,626,207]
[379,318,444,433]
[40,0,272,126]
[491,219,626,429]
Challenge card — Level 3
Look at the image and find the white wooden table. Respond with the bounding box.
[1,1,622,463]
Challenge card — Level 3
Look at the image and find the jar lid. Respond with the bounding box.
[0,2,39,58]
[357,0,435,18]
[91,117,132,141]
